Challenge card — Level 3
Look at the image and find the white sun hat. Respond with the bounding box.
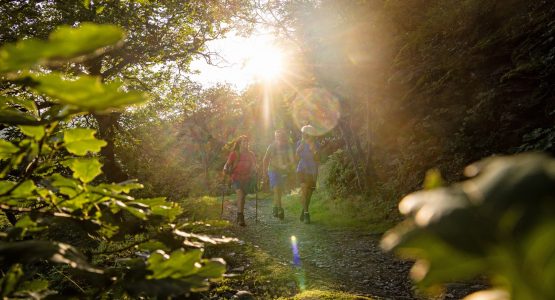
[301,125,317,136]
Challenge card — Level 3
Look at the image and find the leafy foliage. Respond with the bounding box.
[0,23,231,298]
[320,149,357,199]
[382,153,555,299]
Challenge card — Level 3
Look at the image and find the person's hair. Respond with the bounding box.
[232,135,249,152]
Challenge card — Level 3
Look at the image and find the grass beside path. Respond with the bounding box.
[281,189,398,233]
[181,188,399,233]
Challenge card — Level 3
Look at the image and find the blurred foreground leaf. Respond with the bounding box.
[382,153,555,299]
[0,23,123,73]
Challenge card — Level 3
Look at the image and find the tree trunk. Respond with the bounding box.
[95,112,128,183]
[86,58,128,183]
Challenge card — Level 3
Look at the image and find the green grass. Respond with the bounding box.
[179,193,271,221]
[180,189,399,233]
[180,195,224,220]
[279,289,374,300]
[281,189,398,233]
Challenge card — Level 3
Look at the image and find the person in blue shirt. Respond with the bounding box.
[263,129,296,220]
[296,125,319,224]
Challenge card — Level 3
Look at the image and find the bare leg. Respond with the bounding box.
[300,183,309,212]
[305,186,314,212]
[236,189,246,226]
[237,189,245,213]
[273,186,283,208]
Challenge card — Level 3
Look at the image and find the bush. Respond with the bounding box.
[0,23,230,298]
[319,149,358,199]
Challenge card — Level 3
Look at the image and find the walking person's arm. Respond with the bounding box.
[223,151,236,176]
[295,142,302,161]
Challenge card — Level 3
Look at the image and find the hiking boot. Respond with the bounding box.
[299,210,305,222]
[272,207,279,218]
[303,212,310,224]
[278,208,285,220]
[236,212,246,226]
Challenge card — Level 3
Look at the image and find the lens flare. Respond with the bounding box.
[290,235,306,290]
[292,88,340,136]
[291,235,301,266]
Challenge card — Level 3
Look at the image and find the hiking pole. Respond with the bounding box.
[220,175,225,220]
[255,173,258,223]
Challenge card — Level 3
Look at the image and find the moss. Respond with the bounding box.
[209,242,298,299]
[279,289,374,300]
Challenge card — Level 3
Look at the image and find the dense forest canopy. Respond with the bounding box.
[0,0,554,299]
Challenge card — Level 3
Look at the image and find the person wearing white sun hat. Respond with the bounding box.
[296,125,320,224]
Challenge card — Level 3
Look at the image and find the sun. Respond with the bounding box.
[245,43,285,82]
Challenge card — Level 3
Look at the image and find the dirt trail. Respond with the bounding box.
[223,197,415,299]
[219,196,487,299]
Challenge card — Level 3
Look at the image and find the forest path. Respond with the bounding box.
[222,196,415,299]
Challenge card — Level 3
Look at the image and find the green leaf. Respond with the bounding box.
[423,168,444,190]
[32,73,145,110]
[0,140,19,160]
[51,173,80,189]
[0,107,39,125]
[147,249,203,279]
[59,193,89,210]
[97,181,144,193]
[63,128,107,155]
[51,173,81,197]
[13,215,45,237]
[64,158,102,183]
[18,279,49,293]
[133,197,182,222]
[12,180,36,197]
[18,125,45,140]
[0,241,102,273]
[195,259,226,278]
[0,264,23,298]
[0,181,16,195]
[121,203,147,220]
[96,5,106,14]
[395,232,487,287]
[0,23,124,73]
[138,241,169,252]
[0,96,38,116]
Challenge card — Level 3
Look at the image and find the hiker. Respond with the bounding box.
[262,129,296,220]
[223,135,257,226]
[296,125,320,224]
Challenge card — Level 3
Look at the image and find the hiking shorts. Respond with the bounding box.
[232,177,256,194]
[298,172,317,190]
[268,170,288,189]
